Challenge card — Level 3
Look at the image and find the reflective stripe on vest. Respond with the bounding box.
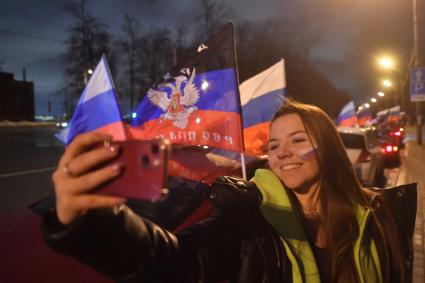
[252,169,382,283]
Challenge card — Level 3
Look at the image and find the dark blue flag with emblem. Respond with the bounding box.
[129,23,244,153]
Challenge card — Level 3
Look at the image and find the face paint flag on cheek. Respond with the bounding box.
[297,145,317,160]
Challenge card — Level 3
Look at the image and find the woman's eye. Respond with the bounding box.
[268,145,278,151]
[293,138,306,143]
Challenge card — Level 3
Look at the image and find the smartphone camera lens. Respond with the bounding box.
[151,143,159,155]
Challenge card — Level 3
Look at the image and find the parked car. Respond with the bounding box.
[0,195,112,283]
[337,126,385,187]
[0,177,213,283]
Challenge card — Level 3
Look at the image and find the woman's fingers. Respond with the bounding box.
[59,132,111,168]
[54,161,123,195]
[52,132,127,225]
[74,194,126,211]
[57,194,126,225]
[54,163,125,225]
[61,142,121,178]
[71,162,123,194]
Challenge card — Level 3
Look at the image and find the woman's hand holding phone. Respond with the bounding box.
[52,132,126,225]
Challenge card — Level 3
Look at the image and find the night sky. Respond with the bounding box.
[0,0,413,117]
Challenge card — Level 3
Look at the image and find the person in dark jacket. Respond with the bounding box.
[42,99,413,283]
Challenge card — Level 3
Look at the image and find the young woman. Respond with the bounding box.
[42,100,408,282]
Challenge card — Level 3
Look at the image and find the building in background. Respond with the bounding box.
[0,71,34,121]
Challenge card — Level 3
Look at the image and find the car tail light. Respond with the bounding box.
[390,131,402,137]
[382,145,398,153]
[356,150,372,163]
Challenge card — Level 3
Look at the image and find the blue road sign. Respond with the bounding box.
[410,67,425,102]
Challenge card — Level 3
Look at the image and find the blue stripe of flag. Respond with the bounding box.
[337,110,356,123]
[242,89,284,129]
[132,68,238,126]
[67,89,123,140]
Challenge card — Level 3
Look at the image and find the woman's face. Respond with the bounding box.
[267,113,320,193]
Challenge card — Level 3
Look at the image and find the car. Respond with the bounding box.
[0,177,214,282]
[0,144,265,282]
[380,140,401,168]
[337,126,385,187]
[387,126,405,148]
[55,120,68,128]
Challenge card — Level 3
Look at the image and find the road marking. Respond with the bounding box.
[0,167,56,178]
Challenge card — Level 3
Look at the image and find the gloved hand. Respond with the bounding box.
[208,176,262,213]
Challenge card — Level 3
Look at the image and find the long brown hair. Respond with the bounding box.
[270,99,404,282]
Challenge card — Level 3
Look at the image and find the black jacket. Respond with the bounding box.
[41,178,416,283]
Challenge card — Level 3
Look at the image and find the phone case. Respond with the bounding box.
[98,139,169,201]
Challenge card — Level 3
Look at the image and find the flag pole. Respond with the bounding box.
[229,21,247,180]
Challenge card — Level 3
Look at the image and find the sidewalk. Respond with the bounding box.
[397,137,425,282]
[0,120,55,127]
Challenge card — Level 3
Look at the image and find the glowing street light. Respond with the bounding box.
[377,91,385,97]
[378,57,395,69]
[371,98,377,103]
[365,103,370,108]
[358,106,363,110]
[382,79,393,87]
[87,69,93,75]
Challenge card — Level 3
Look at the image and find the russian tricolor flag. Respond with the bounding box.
[240,59,286,156]
[388,105,401,123]
[357,108,373,127]
[56,55,127,144]
[129,23,243,153]
[336,101,358,127]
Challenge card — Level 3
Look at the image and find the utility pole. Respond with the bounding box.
[413,0,424,144]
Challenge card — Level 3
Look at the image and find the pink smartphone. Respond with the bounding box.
[98,139,170,201]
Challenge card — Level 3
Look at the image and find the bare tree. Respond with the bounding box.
[194,0,234,43]
[62,0,113,115]
[236,20,351,118]
[137,28,174,101]
[117,12,143,112]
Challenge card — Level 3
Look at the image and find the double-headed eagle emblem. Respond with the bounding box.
[148,68,200,129]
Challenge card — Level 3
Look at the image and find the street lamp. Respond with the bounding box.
[377,91,385,97]
[365,103,370,108]
[377,54,403,108]
[382,79,393,87]
[83,68,93,85]
[378,57,395,69]
[371,98,377,103]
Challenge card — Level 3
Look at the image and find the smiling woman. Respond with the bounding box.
[41,99,412,283]
[267,113,320,195]
[265,99,408,282]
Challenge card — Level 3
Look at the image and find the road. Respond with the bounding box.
[0,125,64,216]
[0,123,409,217]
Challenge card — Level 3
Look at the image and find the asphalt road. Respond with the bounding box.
[0,124,407,217]
[0,125,64,216]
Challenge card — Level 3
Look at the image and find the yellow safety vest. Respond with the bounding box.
[251,169,382,283]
